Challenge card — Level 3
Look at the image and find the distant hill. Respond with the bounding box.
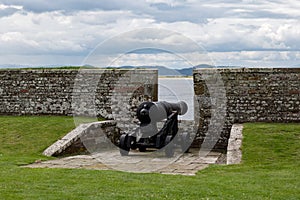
[194,64,215,68]
[117,64,224,76]
[116,66,184,76]
[176,68,193,76]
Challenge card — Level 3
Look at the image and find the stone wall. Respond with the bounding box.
[0,69,158,119]
[43,120,119,156]
[193,68,300,150]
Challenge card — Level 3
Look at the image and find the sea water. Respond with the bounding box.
[158,78,194,120]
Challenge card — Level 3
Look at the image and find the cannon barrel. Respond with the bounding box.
[137,101,188,124]
[119,100,189,156]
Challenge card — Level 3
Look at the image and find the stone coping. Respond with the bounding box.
[226,124,243,164]
[43,120,116,157]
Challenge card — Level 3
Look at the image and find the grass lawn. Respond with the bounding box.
[0,116,299,199]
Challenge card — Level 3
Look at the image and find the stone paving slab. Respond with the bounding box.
[25,148,224,176]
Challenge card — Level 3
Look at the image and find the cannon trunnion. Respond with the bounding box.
[119,101,190,157]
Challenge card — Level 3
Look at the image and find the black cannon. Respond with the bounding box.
[119,101,191,157]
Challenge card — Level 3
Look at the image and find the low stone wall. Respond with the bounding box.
[179,120,195,136]
[193,68,300,150]
[227,124,243,164]
[0,69,158,119]
[43,120,119,156]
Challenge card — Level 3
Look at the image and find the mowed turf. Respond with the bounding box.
[0,116,299,199]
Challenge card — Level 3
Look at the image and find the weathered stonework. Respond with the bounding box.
[194,68,300,150]
[227,124,243,164]
[0,69,158,119]
[43,120,119,156]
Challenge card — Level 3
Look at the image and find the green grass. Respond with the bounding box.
[0,117,299,199]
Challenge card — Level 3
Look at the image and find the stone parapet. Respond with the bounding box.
[43,120,119,156]
[0,69,158,118]
[193,68,300,150]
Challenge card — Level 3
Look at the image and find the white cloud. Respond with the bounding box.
[209,51,300,67]
[0,4,22,10]
[0,0,299,67]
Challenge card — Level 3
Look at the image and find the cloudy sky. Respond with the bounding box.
[0,0,300,68]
